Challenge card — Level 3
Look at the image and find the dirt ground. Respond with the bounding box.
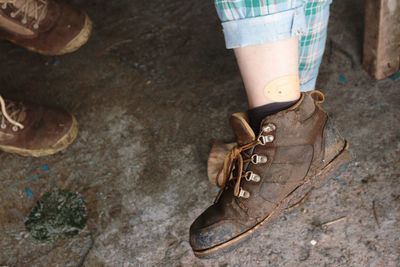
[0,0,399,266]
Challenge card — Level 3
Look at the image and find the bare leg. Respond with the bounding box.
[234,37,301,109]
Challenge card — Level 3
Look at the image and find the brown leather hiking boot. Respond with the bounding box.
[190,90,351,258]
[0,95,78,157]
[0,0,92,55]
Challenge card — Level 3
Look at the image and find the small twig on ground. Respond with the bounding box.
[372,200,380,228]
[328,39,356,68]
[77,232,95,267]
[96,39,133,57]
[286,191,311,210]
[328,39,333,63]
[318,216,346,227]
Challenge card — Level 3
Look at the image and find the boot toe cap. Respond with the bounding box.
[189,206,247,251]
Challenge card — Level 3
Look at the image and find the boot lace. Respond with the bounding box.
[0,0,48,29]
[0,95,25,131]
[215,123,276,199]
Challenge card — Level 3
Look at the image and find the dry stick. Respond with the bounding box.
[286,190,311,210]
[328,39,356,68]
[319,216,347,227]
[372,200,380,228]
[97,39,133,57]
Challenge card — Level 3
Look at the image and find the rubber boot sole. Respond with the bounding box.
[4,14,93,56]
[0,115,79,157]
[57,15,93,55]
[193,141,352,258]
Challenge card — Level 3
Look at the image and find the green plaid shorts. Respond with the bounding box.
[215,0,332,91]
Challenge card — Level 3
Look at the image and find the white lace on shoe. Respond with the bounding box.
[0,0,48,29]
[0,95,25,131]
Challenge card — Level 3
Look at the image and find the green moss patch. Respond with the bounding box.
[25,189,87,241]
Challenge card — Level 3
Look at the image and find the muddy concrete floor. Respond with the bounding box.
[0,0,399,266]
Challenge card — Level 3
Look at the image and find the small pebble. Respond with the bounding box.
[310,240,317,246]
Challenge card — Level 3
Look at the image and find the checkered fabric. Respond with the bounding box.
[215,0,332,91]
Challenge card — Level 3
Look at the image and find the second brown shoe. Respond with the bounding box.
[190,91,351,258]
[0,0,92,55]
[0,95,78,157]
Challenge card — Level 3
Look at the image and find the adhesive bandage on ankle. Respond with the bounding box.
[263,75,300,102]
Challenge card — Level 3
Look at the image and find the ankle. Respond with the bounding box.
[248,98,299,134]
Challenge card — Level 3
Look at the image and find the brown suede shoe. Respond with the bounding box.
[0,0,92,55]
[190,91,351,258]
[0,95,78,157]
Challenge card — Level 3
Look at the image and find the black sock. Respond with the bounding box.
[248,100,298,134]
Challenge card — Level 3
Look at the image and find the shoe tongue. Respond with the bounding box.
[230,112,256,145]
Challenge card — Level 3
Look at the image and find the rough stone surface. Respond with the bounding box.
[0,0,399,266]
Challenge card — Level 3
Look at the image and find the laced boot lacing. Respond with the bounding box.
[0,95,25,131]
[216,123,276,199]
[0,0,48,29]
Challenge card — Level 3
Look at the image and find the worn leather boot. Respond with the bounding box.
[0,0,92,55]
[0,95,78,157]
[190,90,351,258]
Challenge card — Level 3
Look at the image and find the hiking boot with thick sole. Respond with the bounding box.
[190,90,351,258]
[0,95,78,157]
[0,0,92,55]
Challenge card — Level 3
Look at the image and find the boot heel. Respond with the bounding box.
[313,141,352,189]
[286,141,352,208]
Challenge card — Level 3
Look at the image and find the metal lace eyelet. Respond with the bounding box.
[1,123,6,129]
[10,12,16,18]
[245,171,261,182]
[238,188,250,199]
[12,126,18,132]
[251,154,268,164]
[262,123,276,133]
[33,23,39,29]
[258,134,274,145]
[2,4,7,9]
[21,18,27,24]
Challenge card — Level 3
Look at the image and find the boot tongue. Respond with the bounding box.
[230,112,256,145]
